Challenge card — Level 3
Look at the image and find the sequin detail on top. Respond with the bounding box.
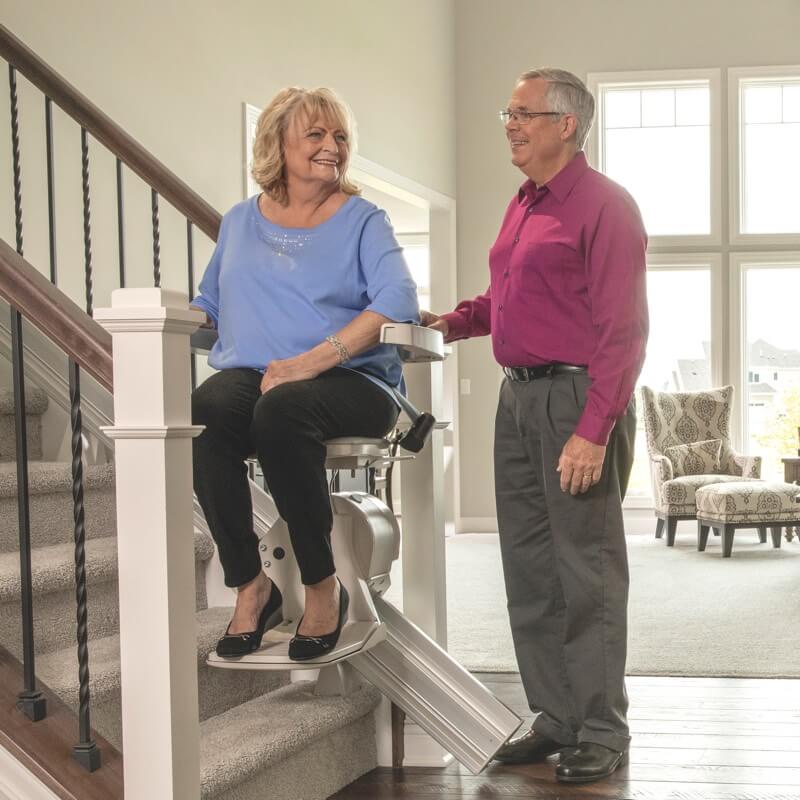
[258,228,316,266]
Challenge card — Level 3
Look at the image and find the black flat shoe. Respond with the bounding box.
[216,582,283,658]
[492,726,575,764]
[555,742,628,783]
[288,579,349,662]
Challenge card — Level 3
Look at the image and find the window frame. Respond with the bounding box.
[728,65,800,246]
[586,68,722,248]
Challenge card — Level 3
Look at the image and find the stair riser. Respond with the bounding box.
[203,713,377,800]
[60,666,291,750]
[0,558,209,657]
[0,487,115,552]
[0,414,44,462]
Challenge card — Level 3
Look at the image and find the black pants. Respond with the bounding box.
[192,367,398,587]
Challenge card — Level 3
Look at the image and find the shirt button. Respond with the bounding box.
[498,304,503,311]
[513,236,520,243]
[501,339,505,344]
[504,271,509,277]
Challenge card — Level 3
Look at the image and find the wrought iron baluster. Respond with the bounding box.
[151,188,161,287]
[67,361,101,772]
[8,63,47,722]
[44,97,57,284]
[116,158,125,287]
[80,128,93,315]
[187,219,197,388]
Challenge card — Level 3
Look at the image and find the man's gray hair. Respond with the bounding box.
[518,68,595,149]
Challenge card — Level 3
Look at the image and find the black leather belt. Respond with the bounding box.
[502,364,587,382]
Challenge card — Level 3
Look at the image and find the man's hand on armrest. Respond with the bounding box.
[420,310,451,340]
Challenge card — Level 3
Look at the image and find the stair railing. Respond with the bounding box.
[0,22,223,775]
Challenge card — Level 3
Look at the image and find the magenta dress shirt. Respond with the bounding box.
[442,152,648,446]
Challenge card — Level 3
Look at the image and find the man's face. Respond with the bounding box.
[505,79,567,178]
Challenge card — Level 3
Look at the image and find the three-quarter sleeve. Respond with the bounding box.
[576,195,648,445]
[359,211,420,324]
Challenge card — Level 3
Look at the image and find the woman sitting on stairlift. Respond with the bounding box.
[190,87,419,662]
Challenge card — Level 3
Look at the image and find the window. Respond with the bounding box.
[588,69,721,245]
[626,259,719,503]
[734,256,800,481]
[731,69,800,240]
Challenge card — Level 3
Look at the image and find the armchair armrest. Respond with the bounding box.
[729,452,762,479]
[650,454,673,483]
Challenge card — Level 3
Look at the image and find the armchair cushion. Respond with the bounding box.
[658,474,761,516]
[664,439,722,477]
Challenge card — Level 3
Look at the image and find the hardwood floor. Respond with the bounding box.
[333,673,800,799]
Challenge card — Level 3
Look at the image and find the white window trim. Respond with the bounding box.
[728,65,800,246]
[586,68,722,248]
[624,254,722,511]
[728,252,800,454]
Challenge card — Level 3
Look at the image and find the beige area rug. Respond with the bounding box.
[385,529,800,677]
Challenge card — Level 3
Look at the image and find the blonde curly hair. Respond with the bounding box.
[251,87,361,206]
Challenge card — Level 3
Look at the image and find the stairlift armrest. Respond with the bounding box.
[380,323,445,363]
[190,326,218,354]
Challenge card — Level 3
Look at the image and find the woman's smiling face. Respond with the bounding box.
[282,112,349,190]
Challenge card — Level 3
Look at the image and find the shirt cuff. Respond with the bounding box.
[575,408,615,446]
[440,311,470,341]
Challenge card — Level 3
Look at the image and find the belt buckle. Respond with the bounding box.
[517,367,530,383]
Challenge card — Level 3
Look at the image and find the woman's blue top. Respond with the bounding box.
[192,194,420,393]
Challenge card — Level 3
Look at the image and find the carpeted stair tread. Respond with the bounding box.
[199,680,380,798]
[36,606,288,704]
[0,387,48,415]
[0,531,215,602]
[0,461,115,497]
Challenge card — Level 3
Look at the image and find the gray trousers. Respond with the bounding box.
[494,372,636,753]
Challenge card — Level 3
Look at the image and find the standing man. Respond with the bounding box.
[423,68,648,784]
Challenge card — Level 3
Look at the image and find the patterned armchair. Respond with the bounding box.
[640,385,762,546]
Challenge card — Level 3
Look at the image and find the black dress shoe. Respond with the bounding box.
[492,727,575,764]
[216,583,283,658]
[288,580,349,662]
[555,742,628,783]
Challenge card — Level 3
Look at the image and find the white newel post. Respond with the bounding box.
[400,361,447,646]
[95,289,204,800]
[397,359,452,768]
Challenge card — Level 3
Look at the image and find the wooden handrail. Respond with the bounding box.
[0,25,221,242]
[0,240,112,392]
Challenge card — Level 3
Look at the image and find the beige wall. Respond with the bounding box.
[453,0,800,522]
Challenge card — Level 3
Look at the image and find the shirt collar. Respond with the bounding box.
[517,151,590,205]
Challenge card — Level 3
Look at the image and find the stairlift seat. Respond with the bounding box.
[324,436,391,470]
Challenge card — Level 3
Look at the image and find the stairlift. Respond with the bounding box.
[196,324,521,773]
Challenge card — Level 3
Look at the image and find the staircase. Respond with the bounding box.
[0,375,381,798]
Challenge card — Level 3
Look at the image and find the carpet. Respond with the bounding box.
[386,529,800,677]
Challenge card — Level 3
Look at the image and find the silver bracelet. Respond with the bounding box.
[325,334,351,364]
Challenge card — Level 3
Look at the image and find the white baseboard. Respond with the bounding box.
[457,517,498,533]
[0,746,59,800]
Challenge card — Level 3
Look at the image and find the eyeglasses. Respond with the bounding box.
[498,109,562,124]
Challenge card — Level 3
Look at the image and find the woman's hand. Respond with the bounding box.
[260,355,319,394]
